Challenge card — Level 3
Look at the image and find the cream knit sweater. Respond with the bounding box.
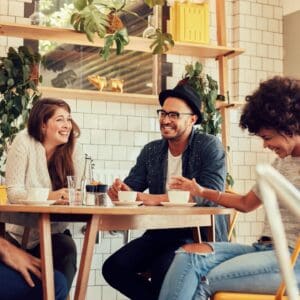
[5,130,83,249]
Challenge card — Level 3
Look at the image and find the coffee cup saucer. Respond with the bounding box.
[160,202,196,207]
[112,201,143,207]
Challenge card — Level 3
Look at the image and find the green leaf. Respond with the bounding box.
[74,0,89,11]
[144,0,165,8]
[71,3,108,41]
[149,29,174,54]
[7,78,14,87]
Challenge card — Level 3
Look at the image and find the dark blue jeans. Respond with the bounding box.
[6,231,77,295]
[27,232,77,291]
[102,228,194,300]
[0,261,67,300]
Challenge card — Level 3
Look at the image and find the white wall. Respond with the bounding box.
[1,0,285,299]
[283,0,300,16]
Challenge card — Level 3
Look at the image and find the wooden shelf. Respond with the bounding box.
[216,101,244,109]
[39,86,158,105]
[0,22,244,59]
[40,86,245,108]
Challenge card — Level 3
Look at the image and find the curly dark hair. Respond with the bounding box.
[239,76,300,136]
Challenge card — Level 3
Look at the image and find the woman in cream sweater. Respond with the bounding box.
[5,98,83,292]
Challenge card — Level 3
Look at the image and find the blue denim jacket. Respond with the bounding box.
[124,128,228,241]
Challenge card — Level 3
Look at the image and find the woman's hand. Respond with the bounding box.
[0,238,41,287]
[48,188,69,201]
[169,176,203,197]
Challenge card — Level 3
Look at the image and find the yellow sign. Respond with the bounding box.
[0,185,7,205]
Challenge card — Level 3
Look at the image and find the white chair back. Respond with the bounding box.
[256,164,300,300]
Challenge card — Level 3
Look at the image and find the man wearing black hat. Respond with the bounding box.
[103,84,227,300]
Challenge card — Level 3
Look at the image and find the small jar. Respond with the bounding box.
[85,185,97,206]
[95,184,108,206]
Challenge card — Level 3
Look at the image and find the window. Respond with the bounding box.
[25,0,171,94]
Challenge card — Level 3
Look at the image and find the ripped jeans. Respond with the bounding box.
[158,242,300,300]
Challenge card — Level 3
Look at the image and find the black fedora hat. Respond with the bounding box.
[159,84,202,124]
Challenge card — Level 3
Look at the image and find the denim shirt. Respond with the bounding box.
[124,128,228,241]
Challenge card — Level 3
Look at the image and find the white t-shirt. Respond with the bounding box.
[166,149,182,191]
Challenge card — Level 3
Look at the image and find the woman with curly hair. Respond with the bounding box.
[5,98,83,296]
[158,76,300,300]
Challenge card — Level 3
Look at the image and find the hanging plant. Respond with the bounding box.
[179,61,234,188]
[70,0,174,59]
[0,46,42,176]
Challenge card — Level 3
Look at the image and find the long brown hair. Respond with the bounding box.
[27,98,80,190]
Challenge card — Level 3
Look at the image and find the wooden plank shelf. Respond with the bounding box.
[39,86,158,105]
[0,22,244,59]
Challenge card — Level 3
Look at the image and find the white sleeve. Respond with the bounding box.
[5,133,29,202]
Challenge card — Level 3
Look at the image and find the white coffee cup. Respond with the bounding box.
[118,191,137,202]
[27,187,49,202]
[167,190,190,204]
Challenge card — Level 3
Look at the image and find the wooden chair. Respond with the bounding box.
[213,164,300,300]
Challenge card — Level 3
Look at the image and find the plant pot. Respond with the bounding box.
[106,13,124,34]
[30,63,40,85]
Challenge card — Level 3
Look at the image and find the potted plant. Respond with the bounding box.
[179,61,234,188]
[70,0,174,60]
[0,46,42,176]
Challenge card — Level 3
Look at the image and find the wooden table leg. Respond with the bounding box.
[74,214,100,300]
[39,213,55,300]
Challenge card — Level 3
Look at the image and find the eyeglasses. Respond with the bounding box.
[157,109,194,121]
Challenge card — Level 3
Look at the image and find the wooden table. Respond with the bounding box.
[0,204,234,300]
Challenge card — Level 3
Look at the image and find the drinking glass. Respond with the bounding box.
[67,176,83,205]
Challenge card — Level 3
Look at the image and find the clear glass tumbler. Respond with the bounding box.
[67,176,83,205]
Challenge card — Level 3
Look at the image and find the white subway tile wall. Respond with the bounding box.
[2,0,284,298]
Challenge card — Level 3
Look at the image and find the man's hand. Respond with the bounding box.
[107,178,131,201]
[0,238,41,287]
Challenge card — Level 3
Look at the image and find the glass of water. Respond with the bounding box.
[67,176,83,205]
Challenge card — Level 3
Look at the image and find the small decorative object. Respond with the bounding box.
[110,78,124,93]
[142,15,156,38]
[29,1,45,25]
[169,0,209,44]
[87,75,107,92]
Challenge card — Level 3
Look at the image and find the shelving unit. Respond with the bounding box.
[0,0,244,148]
[0,22,243,59]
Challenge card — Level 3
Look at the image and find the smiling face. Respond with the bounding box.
[159,97,197,142]
[42,107,72,148]
[257,128,300,158]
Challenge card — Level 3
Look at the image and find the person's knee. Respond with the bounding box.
[182,242,213,253]
[102,256,117,282]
